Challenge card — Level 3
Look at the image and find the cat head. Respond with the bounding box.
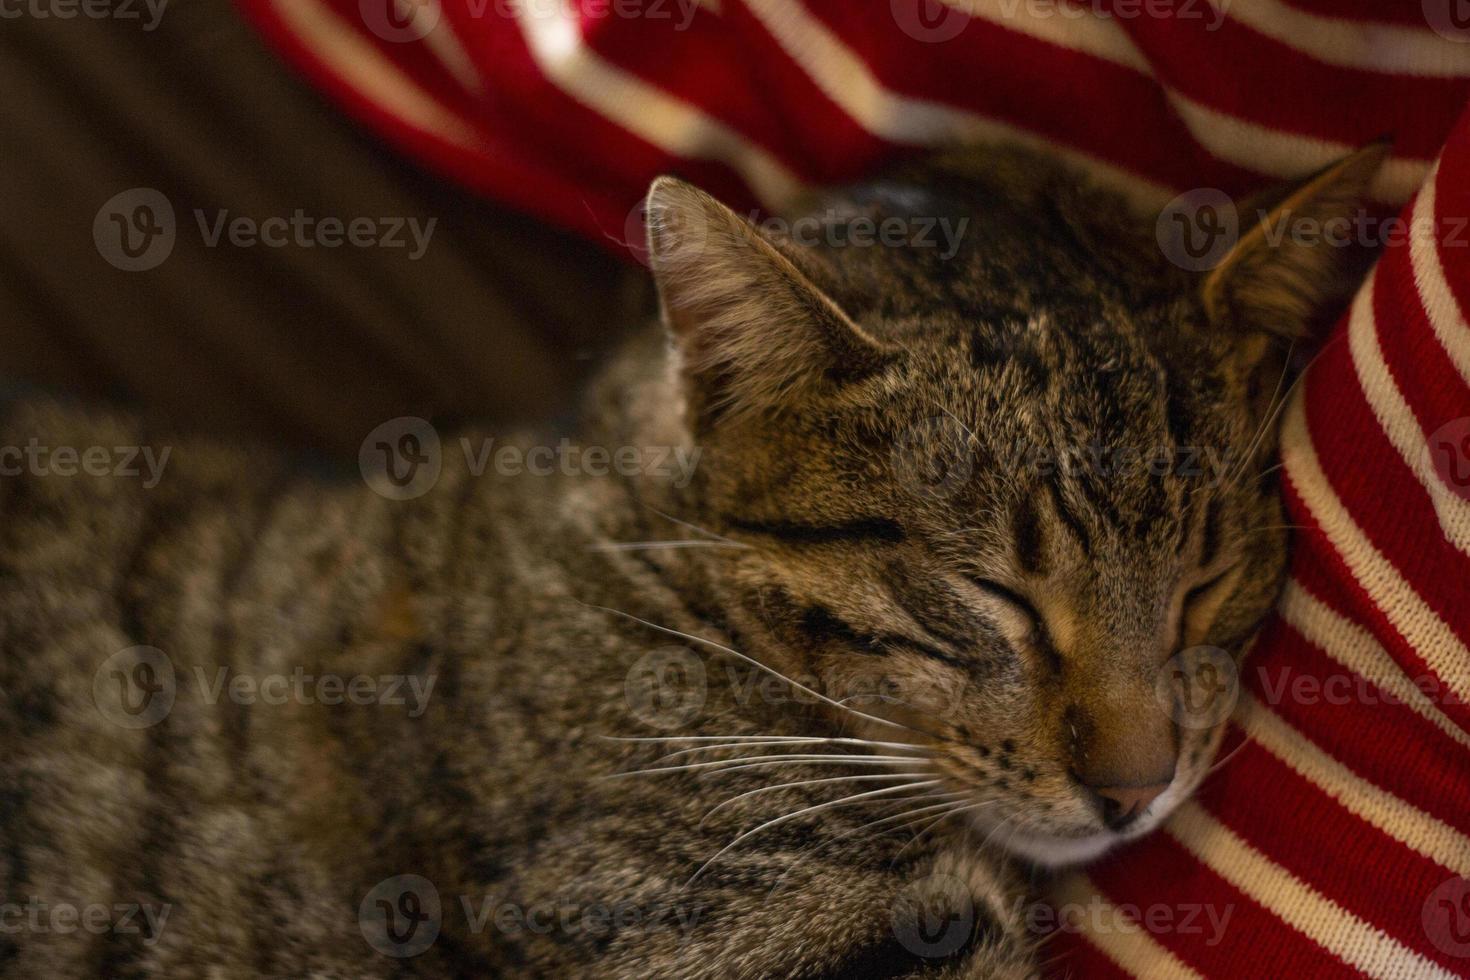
[643,143,1387,865]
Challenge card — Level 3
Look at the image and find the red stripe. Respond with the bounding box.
[1109,3,1470,160]
[1279,0,1452,27]
[1298,297,1470,643]
[1426,112,1470,338]
[1283,501,1470,737]
[1375,211,1470,469]
[1083,830,1354,976]
[1196,741,1466,973]
[1247,614,1470,833]
[1039,927,1136,979]
[798,0,1265,194]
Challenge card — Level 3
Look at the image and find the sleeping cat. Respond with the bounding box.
[0,142,1385,978]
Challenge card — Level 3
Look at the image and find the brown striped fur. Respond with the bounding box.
[0,143,1385,977]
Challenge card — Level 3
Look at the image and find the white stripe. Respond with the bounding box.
[1279,579,1470,748]
[940,0,1432,202]
[270,0,485,150]
[1237,694,1470,875]
[1218,0,1470,77]
[1168,801,1458,979]
[1409,163,1470,387]
[513,0,804,207]
[400,0,486,95]
[1047,873,1206,978]
[1347,275,1470,557]
[941,0,1151,71]
[1280,392,1470,709]
[1164,98,1429,203]
[743,0,1174,208]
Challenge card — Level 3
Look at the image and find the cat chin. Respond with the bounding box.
[971,778,1193,869]
[989,825,1120,868]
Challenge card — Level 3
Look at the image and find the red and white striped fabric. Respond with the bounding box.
[234,1,1470,975]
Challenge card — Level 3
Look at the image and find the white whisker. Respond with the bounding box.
[582,604,932,738]
[764,793,969,897]
[700,773,935,826]
[589,540,752,553]
[655,737,927,762]
[687,781,944,886]
[604,754,927,780]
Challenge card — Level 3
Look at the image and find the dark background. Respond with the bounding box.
[0,0,645,455]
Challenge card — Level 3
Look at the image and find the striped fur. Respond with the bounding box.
[0,144,1380,977]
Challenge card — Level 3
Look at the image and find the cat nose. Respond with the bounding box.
[1085,778,1173,831]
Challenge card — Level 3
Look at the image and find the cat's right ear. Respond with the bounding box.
[644,177,898,430]
[1200,139,1391,340]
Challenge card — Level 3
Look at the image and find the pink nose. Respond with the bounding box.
[1092,782,1170,830]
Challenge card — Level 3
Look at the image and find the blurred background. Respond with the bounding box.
[0,0,645,455]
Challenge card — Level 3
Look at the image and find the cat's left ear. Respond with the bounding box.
[1201,139,1392,340]
[645,177,898,429]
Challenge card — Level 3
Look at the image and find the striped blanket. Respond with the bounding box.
[235,1,1470,975]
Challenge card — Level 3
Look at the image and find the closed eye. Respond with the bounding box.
[1183,565,1236,606]
[966,576,1062,673]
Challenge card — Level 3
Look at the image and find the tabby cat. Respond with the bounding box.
[0,142,1386,978]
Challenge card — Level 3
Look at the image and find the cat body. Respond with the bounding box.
[0,143,1385,978]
